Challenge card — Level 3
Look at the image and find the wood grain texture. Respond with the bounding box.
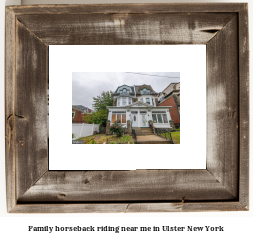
[206,16,239,198]
[5,7,17,212]
[238,4,249,208]
[15,20,48,200]
[7,3,246,14]
[5,3,249,213]
[10,202,247,213]
[18,170,236,202]
[16,13,236,45]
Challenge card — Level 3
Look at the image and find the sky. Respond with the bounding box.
[72,72,180,109]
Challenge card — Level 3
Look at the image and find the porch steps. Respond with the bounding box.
[132,127,153,136]
[132,127,173,144]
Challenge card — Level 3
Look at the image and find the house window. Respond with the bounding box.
[72,111,75,118]
[140,88,150,95]
[157,114,163,123]
[140,98,143,102]
[162,114,168,123]
[152,114,157,123]
[152,112,168,124]
[146,98,150,104]
[117,98,120,106]
[111,112,127,123]
[152,98,154,105]
[112,114,116,123]
[122,98,127,106]
[122,114,126,123]
[123,89,127,95]
[128,98,132,104]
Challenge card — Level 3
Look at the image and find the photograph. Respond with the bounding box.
[72,72,180,144]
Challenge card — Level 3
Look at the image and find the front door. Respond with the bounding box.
[131,113,138,127]
[141,114,147,127]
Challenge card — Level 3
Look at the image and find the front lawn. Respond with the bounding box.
[171,131,180,144]
[78,134,134,144]
[160,131,180,144]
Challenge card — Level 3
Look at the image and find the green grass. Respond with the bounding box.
[160,131,180,144]
[171,132,180,144]
[77,134,103,144]
[78,134,134,144]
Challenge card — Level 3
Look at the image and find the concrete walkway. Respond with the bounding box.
[136,134,172,144]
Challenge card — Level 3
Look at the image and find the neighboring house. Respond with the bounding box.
[72,105,92,123]
[106,84,173,131]
[158,82,180,128]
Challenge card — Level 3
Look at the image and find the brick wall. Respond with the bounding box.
[72,108,83,123]
[159,97,180,124]
[72,108,90,123]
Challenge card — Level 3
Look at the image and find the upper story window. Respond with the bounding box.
[72,111,75,118]
[122,98,127,106]
[119,88,130,95]
[146,98,150,104]
[140,88,151,95]
[117,97,132,107]
[140,98,143,102]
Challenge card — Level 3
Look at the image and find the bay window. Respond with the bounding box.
[111,111,127,123]
[152,111,168,124]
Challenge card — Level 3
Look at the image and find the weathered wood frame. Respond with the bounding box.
[5,4,249,213]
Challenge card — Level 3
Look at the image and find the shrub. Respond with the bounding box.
[109,141,117,144]
[87,139,97,144]
[72,133,75,139]
[109,121,125,137]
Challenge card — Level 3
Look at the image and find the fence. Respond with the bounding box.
[72,123,100,139]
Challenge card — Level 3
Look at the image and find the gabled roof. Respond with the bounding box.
[134,84,158,94]
[72,105,91,113]
[113,85,134,94]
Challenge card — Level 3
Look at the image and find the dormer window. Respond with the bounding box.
[140,87,150,95]
[119,88,130,95]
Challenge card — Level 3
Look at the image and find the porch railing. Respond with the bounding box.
[132,129,137,141]
[155,128,174,144]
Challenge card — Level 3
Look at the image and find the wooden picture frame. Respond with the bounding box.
[5,3,249,213]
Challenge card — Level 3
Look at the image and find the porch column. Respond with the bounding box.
[138,109,140,127]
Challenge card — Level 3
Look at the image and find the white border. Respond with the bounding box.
[49,45,206,170]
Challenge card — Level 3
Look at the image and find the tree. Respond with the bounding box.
[93,91,113,111]
[83,91,113,126]
[83,109,108,126]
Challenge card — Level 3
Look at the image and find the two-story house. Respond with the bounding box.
[106,84,173,131]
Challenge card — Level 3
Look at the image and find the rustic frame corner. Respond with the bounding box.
[5,3,249,213]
